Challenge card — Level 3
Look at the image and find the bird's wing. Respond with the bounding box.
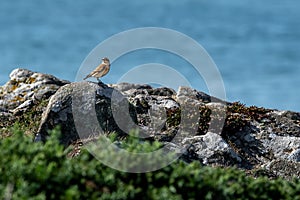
[83,63,105,79]
[95,63,107,73]
[83,74,91,80]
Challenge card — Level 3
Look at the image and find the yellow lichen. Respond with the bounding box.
[27,77,36,84]
[9,80,20,92]
[13,95,25,103]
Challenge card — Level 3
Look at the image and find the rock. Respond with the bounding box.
[287,149,300,162]
[36,82,138,145]
[0,69,70,135]
[177,86,224,103]
[109,82,152,94]
[264,159,300,180]
[182,132,242,166]
[0,68,69,112]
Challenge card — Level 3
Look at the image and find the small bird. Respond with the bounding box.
[83,57,110,82]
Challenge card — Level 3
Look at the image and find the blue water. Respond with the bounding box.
[0,0,299,111]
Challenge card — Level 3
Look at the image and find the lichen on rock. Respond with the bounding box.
[0,68,70,135]
[0,68,69,112]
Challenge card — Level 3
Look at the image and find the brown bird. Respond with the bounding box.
[83,57,110,82]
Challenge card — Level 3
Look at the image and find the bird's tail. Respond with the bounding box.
[83,74,90,80]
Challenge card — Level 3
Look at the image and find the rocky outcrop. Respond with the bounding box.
[0,68,69,113]
[35,82,138,145]
[0,69,70,135]
[1,68,300,180]
[35,82,226,143]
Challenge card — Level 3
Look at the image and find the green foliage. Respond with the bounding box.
[1,127,300,199]
[87,130,173,173]
[0,99,49,137]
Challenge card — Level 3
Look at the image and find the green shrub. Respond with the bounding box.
[1,127,300,199]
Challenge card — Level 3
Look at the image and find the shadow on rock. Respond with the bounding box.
[35,82,138,146]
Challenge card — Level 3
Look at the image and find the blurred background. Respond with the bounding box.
[0,0,299,111]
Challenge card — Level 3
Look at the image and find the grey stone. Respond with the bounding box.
[36,82,138,145]
[287,149,300,162]
[182,132,242,165]
[0,68,69,112]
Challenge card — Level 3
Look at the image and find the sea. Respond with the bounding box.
[0,0,299,112]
